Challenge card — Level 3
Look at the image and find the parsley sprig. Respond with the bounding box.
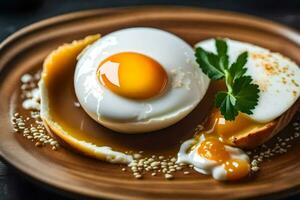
[195,39,260,121]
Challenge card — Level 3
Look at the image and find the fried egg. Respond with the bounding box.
[75,28,210,133]
[178,38,300,181]
[196,38,300,123]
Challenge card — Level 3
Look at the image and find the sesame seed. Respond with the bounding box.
[176,167,182,171]
[251,160,258,166]
[158,156,164,160]
[134,174,142,179]
[133,153,142,159]
[35,142,42,147]
[165,174,173,180]
[150,161,160,167]
[251,166,260,172]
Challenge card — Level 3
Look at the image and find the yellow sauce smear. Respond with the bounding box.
[198,138,250,180]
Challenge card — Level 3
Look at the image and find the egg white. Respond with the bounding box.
[177,135,249,181]
[195,39,300,123]
[75,28,210,133]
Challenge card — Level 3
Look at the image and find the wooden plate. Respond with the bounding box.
[1,6,300,200]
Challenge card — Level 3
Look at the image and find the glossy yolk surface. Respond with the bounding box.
[197,137,230,163]
[203,109,263,142]
[196,108,260,180]
[197,138,250,180]
[223,159,250,180]
[97,52,168,99]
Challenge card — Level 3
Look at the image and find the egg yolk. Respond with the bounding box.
[202,109,263,143]
[97,52,168,99]
[223,159,250,180]
[198,138,230,163]
[197,138,250,180]
[195,109,259,180]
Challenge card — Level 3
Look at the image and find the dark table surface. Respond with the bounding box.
[0,0,300,199]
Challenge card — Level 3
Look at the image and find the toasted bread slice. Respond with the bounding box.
[230,99,300,149]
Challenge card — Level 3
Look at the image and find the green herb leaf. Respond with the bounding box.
[195,39,260,121]
[233,76,260,114]
[216,39,229,70]
[230,51,248,81]
[215,92,239,121]
[195,47,224,80]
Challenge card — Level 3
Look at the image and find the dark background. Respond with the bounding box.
[0,0,299,199]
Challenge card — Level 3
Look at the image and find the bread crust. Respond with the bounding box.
[230,99,300,149]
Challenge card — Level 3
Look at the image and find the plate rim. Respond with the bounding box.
[1,5,300,200]
[1,5,300,51]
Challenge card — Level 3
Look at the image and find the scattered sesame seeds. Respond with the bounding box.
[13,71,300,181]
[123,153,192,180]
[248,115,300,173]
[11,71,59,151]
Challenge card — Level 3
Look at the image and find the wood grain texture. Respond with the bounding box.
[0,6,300,200]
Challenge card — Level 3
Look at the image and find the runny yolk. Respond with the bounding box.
[198,138,230,163]
[203,109,263,142]
[194,106,264,180]
[223,159,250,180]
[97,52,168,99]
[197,138,250,180]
